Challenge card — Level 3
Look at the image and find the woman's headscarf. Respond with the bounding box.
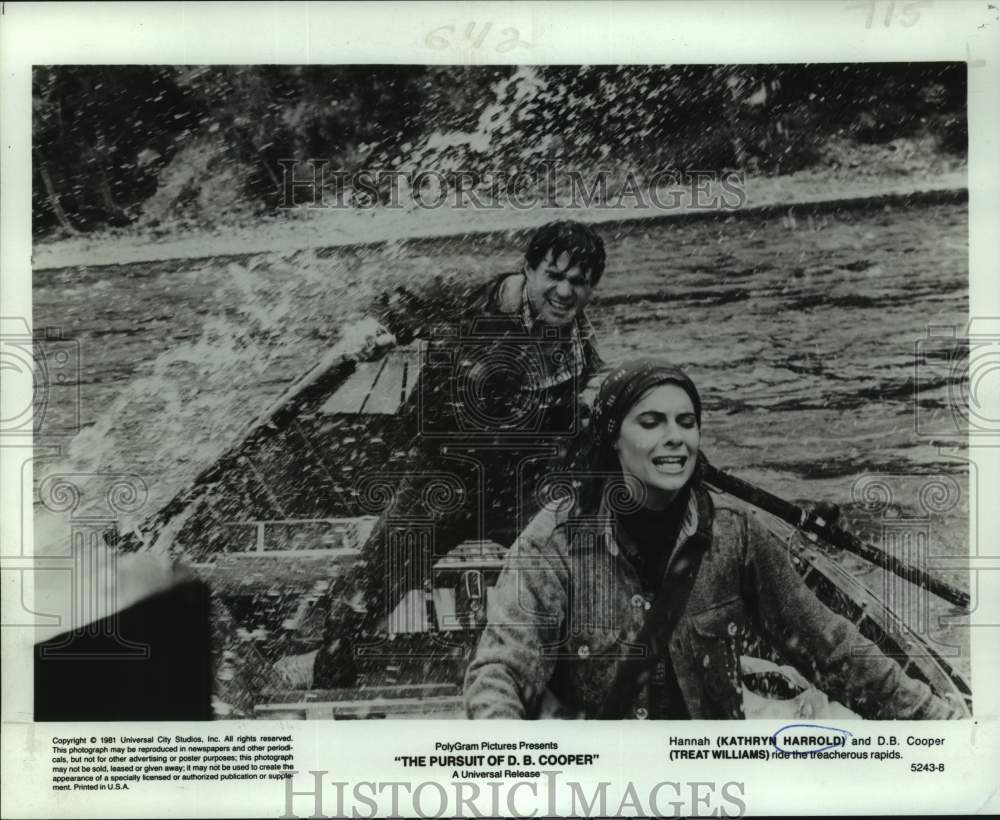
[589,358,702,473]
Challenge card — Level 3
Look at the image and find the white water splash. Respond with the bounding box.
[35,249,406,548]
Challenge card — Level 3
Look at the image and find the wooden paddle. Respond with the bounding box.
[702,463,970,610]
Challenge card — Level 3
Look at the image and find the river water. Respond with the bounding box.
[32,196,971,679]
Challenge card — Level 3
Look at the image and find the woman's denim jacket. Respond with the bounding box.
[464,485,956,720]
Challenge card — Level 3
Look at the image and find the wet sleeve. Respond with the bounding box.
[370,278,468,344]
[463,511,569,719]
[743,512,960,720]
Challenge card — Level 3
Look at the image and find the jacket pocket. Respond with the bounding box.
[691,597,747,639]
[689,597,747,718]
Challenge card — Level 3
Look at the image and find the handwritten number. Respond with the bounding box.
[847,0,929,28]
[900,0,930,27]
[846,0,876,28]
[425,22,533,52]
[464,21,493,49]
[497,27,533,53]
[425,24,455,50]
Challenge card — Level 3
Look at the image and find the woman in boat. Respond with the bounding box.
[464,358,962,720]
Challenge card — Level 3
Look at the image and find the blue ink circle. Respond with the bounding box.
[772,723,853,754]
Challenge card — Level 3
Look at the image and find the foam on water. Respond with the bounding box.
[35,248,421,541]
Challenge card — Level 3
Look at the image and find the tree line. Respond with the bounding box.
[32,64,966,237]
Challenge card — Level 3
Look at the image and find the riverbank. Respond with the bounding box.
[32,168,966,270]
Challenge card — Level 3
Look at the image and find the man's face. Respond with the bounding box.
[524,250,594,327]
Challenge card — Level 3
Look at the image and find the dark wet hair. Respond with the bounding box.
[525,220,607,286]
[590,359,702,472]
[568,359,704,516]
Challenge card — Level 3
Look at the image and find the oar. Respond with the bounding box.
[702,463,970,610]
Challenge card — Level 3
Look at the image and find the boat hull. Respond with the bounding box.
[130,333,969,718]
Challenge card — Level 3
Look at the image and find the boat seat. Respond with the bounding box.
[320,345,422,415]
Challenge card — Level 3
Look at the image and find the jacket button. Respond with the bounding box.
[702,654,711,668]
[727,622,738,637]
[631,594,644,608]
[577,644,591,659]
[643,599,652,611]
[635,707,648,720]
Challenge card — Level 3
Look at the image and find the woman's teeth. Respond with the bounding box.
[652,456,686,473]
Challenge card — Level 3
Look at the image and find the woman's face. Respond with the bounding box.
[614,383,701,510]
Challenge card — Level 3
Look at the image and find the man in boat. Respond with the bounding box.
[310,219,609,687]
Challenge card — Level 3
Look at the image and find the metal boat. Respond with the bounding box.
[125,325,971,719]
